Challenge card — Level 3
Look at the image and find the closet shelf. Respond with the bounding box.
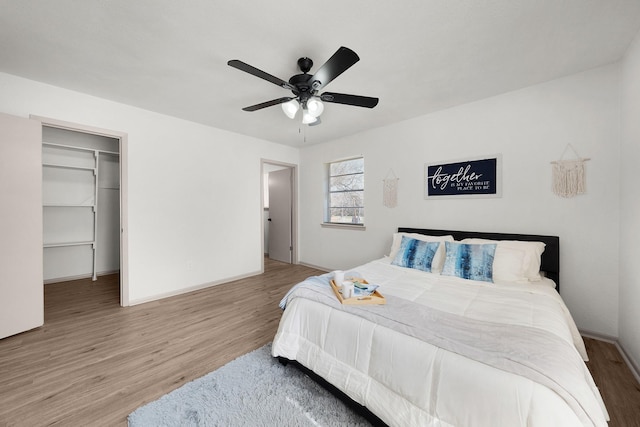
[44,240,95,248]
[42,141,103,281]
[43,141,119,156]
[43,133,120,283]
[43,203,95,208]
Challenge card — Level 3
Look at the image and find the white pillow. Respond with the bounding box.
[389,233,454,273]
[462,238,546,282]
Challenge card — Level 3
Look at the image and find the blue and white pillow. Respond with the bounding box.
[441,241,497,282]
[391,236,440,272]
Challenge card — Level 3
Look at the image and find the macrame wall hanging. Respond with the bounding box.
[383,169,399,208]
[550,144,590,198]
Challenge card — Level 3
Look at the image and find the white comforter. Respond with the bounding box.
[272,257,609,427]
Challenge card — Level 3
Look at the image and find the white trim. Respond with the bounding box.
[43,269,120,285]
[580,329,640,384]
[325,156,365,225]
[616,341,640,384]
[297,261,331,272]
[32,115,125,139]
[261,159,298,270]
[327,154,365,163]
[127,270,262,306]
[321,223,367,231]
[579,329,617,343]
[31,115,130,307]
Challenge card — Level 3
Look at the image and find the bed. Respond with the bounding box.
[271,228,609,426]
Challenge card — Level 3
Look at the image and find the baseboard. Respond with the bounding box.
[296,261,331,272]
[44,270,120,284]
[616,341,640,384]
[127,269,263,306]
[580,329,640,384]
[580,329,617,343]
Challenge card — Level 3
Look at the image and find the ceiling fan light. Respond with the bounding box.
[307,98,324,117]
[281,99,299,119]
[302,109,318,124]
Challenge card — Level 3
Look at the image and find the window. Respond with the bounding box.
[326,157,364,225]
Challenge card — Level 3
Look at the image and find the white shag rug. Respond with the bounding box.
[128,343,372,426]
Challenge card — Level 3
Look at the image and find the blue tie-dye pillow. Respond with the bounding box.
[441,241,497,282]
[391,236,441,272]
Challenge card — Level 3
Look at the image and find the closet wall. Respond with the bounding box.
[42,127,120,283]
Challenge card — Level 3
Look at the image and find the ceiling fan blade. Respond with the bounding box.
[320,92,379,108]
[242,97,295,112]
[308,47,359,91]
[228,60,295,91]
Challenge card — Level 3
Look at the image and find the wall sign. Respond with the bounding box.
[425,155,502,199]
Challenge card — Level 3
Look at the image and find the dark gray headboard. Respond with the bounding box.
[398,227,560,291]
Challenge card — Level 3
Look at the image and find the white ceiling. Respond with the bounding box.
[1,0,640,147]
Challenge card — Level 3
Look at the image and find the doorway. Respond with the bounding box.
[261,160,297,267]
[35,115,129,306]
[42,126,120,282]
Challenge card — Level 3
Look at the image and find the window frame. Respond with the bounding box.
[323,156,365,228]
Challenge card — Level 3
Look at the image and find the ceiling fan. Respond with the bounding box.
[227,46,378,125]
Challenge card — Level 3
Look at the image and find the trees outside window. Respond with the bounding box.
[327,157,364,225]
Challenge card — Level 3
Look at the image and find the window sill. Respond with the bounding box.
[321,223,366,231]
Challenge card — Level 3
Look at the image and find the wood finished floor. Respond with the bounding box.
[0,259,639,426]
[0,258,322,426]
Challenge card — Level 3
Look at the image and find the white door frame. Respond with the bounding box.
[261,159,297,271]
[32,115,130,307]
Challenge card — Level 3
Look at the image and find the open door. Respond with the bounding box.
[267,168,293,263]
[0,112,44,339]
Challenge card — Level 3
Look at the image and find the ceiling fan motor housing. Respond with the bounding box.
[289,73,313,100]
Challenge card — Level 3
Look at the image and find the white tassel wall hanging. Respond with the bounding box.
[383,169,399,208]
[551,144,590,198]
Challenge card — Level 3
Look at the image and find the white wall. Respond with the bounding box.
[299,64,621,337]
[620,30,640,372]
[0,72,299,305]
[0,61,629,341]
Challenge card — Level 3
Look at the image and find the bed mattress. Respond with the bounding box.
[272,257,608,427]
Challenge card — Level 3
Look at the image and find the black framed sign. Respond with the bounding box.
[425,155,502,199]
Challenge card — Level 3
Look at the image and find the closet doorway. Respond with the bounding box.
[37,116,129,306]
[261,160,297,267]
